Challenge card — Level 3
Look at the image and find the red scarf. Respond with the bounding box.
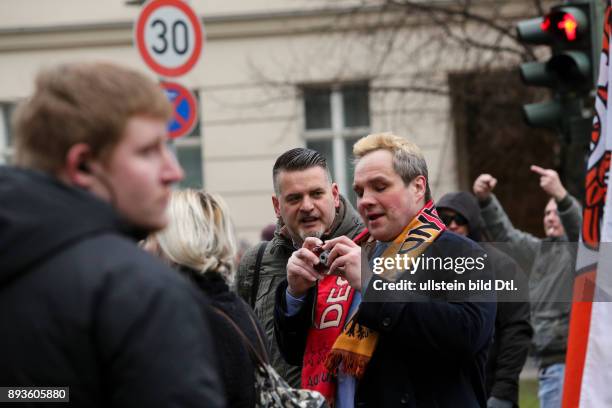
[301,229,369,403]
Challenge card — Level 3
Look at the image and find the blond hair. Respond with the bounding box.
[13,61,172,173]
[353,132,431,201]
[155,190,238,284]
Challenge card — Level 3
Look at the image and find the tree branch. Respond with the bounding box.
[385,0,537,60]
[372,85,449,96]
[533,0,546,16]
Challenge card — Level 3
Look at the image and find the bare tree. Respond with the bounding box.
[250,0,554,97]
[244,0,563,234]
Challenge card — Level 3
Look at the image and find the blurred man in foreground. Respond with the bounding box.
[0,62,224,407]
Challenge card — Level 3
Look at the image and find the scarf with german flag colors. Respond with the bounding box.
[301,229,370,403]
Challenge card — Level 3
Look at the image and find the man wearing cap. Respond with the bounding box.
[438,191,533,408]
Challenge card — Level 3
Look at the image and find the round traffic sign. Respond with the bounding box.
[135,0,204,77]
[160,81,198,139]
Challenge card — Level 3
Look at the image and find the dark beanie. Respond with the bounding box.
[437,191,484,241]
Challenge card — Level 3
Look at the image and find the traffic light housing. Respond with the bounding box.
[517,0,602,128]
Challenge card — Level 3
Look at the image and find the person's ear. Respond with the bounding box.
[62,143,96,188]
[331,182,340,208]
[412,175,427,201]
[78,161,90,173]
[272,195,281,218]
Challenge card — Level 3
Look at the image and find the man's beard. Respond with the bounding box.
[299,230,324,241]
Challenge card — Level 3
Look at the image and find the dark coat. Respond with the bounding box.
[482,244,533,406]
[274,231,496,408]
[438,192,533,406]
[0,167,225,408]
[187,269,267,408]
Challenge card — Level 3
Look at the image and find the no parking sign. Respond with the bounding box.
[160,81,198,139]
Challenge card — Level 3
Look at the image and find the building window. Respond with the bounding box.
[175,142,203,188]
[0,102,17,165]
[302,83,370,205]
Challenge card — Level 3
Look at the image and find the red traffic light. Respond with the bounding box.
[558,13,578,41]
[542,13,578,41]
[541,7,587,42]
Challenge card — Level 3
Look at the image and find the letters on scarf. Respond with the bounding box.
[301,229,370,402]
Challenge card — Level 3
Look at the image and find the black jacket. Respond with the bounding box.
[275,231,496,407]
[187,269,267,408]
[438,192,533,406]
[0,167,225,407]
[481,244,533,406]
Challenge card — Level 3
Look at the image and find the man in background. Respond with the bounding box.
[473,166,581,408]
[438,191,533,408]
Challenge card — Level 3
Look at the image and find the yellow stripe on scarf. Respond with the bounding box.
[325,201,445,380]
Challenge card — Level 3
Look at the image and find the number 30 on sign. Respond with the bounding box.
[135,0,204,77]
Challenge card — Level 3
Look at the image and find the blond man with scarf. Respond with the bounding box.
[274,133,496,408]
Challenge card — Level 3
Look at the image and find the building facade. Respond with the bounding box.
[1,0,533,243]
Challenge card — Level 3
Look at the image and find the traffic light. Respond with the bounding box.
[516,0,602,128]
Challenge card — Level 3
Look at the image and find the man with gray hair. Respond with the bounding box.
[237,147,364,387]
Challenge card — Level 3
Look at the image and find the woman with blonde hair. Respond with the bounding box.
[144,189,267,408]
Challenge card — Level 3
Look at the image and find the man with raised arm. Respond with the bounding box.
[437,191,533,408]
[473,165,582,408]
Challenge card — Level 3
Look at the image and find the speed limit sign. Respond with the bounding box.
[135,0,204,77]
